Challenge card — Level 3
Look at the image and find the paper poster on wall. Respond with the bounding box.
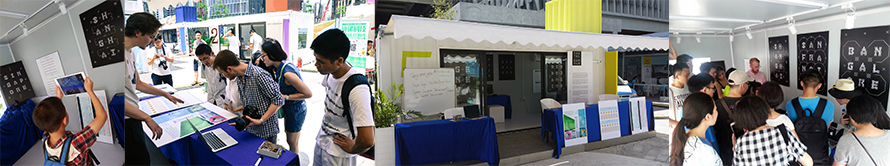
[630,97,648,135]
[498,54,515,80]
[80,0,124,68]
[338,19,370,58]
[840,26,890,107]
[36,52,65,96]
[797,31,830,95]
[569,72,591,104]
[533,69,541,93]
[0,61,36,106]
[599,100,621,140]
[562,103,588,147]
[769,36,791,86]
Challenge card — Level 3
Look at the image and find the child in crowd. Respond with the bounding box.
[33,78,107,165]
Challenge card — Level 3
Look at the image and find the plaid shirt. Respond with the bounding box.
[43,126,98,166]
[733,126,808,166]
[238,63,284,138]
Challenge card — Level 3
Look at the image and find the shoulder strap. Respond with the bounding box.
[59,136,73,163]
[792,98,806,118]
[718,99,733,118]
[852,134,878,166]
[341,74,370,138]
[813,98,828,118]
[777,124,791,144]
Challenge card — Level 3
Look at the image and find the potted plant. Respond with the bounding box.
[373,83,422,165]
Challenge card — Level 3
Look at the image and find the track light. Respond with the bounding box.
[21,24,28,37]
[787,17,797,34]
[59,3,67,14]
[746,27,753,39]
[845,4,856,29]
[674,32,681,43]
[677,36,682,43]
[729,32,734,42]
[696,32,701,43]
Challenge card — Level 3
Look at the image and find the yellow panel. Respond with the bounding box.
[605,51,618,94]
[545,0,602,34]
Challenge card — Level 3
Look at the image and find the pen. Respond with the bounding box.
[255,156,263,166]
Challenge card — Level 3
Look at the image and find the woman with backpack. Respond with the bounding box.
[732,96,813,166]
[669,93,723,166]
[833,96,890,166]
[260,38,313,154]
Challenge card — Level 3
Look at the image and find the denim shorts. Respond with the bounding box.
[283,101,308,133]
[193,59,200,71]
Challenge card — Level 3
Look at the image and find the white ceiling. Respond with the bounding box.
[669,0,890,35]
[0,0,79,44]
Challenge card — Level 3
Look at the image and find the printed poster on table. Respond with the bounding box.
[630,97,649,135]
[79,0,124,68]
[769,36,790,86]
[562,103,588,147]
[797,31,830,95]
[144,103,238,147]
[840,26,890,107]
[599,100,621,140]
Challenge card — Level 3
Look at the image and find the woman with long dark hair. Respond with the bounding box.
[732,96,812,166]
[669,93,722,166]
[260,38,313,154]
[833,95,890,166]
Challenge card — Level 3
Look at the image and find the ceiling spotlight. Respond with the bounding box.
[787,17,797,34]
[22,24,28,37]
[676,36,682,44]
[729,33,734,42]
[696,32,702,43]
[746,27,753,39]
[59,3,67,14]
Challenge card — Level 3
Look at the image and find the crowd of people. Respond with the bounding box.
[667,54,890,166]
[123,12,375,166]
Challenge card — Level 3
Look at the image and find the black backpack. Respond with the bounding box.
[790,97,830,165]
[339,74,376,159]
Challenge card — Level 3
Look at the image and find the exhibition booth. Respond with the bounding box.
[0,0,124,165]
[375,15,667,165]
[671,0,890,120]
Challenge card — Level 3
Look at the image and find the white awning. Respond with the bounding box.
[384,15,668,51]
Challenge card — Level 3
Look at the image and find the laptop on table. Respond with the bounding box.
[186,119,238,153]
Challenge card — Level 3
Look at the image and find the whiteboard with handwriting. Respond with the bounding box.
[404,68,456,115]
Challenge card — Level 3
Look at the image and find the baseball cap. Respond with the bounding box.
[727,70,753,86]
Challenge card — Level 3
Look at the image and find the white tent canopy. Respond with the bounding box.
[384,15,669,51]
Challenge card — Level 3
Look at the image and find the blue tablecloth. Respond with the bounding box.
[158,123,299,165]
[394,116,499,165]
[540,101,653,158]
[486,95,512,119]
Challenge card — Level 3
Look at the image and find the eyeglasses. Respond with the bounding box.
[200,56,210,62]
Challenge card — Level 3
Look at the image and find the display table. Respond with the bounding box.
[394,116,499,165]
[158,123,299,165]
[541,101,653,158]
[486,95,512,119]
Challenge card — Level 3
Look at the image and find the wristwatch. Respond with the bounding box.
[285,95,289,100]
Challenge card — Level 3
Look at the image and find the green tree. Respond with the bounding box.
[429,0,456,20]
[196,0,208,21]
[211,0,230,18]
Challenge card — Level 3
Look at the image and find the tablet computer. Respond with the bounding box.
[56,72,87,95]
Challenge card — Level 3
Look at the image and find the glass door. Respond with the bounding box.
[440,50,484,109]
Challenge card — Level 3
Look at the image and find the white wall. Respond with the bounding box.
[0,45,13,64]
[6,0,124,98]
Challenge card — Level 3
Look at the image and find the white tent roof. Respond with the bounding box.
[384,15,668,51]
